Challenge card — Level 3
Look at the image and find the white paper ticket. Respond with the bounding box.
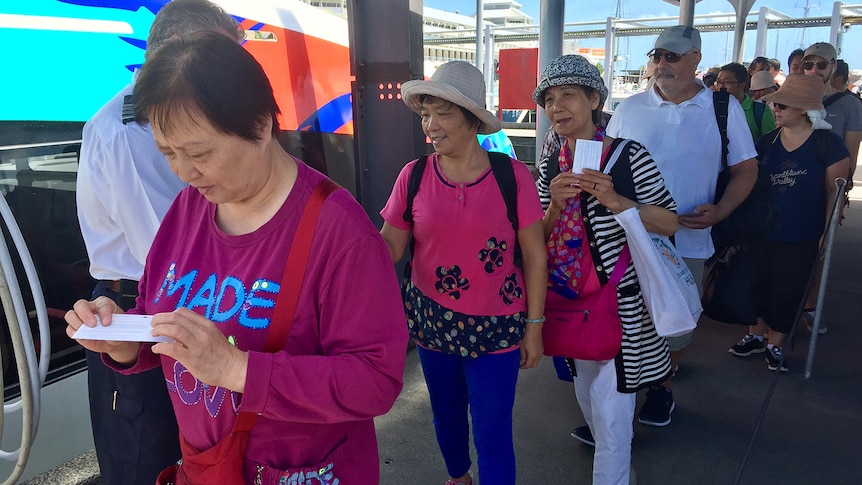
[72,314,171,343]
[572,139,603,174]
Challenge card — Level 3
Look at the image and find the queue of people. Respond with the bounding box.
[64,3,860,483]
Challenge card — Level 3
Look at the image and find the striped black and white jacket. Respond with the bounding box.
[537,139,676,393]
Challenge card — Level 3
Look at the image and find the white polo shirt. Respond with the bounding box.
[607,82,757,258]
[77,83,187,281]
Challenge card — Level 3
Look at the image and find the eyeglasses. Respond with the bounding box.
[771,103,788,111]
[803,60,832,71]
[714,79,742,87]
[649,51,698,64]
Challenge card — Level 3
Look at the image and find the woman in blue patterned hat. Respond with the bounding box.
[534,54,677,485]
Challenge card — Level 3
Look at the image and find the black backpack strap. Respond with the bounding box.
[753,100,765,136]
[815,129,831,168]
[713,90,730,170]
[402,155,429,224]
[121,95,136,125]
[488,151,519,232]
[755,128,781,161]
[823,91,848,109]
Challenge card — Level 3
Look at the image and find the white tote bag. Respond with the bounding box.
[614,207,701,337]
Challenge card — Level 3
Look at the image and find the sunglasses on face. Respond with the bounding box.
[714,79,742,87]
[771,103,788,111]
[803,60,831,70]
[649,51,697,64]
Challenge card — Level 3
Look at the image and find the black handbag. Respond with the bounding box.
[710,162,777,250]
[701,244,762,325]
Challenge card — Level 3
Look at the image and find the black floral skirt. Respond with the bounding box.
[403,281,524,358]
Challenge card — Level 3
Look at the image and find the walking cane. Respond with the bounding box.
[804,177,847,380]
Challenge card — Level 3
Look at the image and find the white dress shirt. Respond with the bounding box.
[77,83,187,281]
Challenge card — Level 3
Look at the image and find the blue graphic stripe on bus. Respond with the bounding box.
[298,93,353,133]
[249,22,265,31]
[120,36,147,50]
[58,0,166,14]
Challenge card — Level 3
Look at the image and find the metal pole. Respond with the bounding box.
[829,1,844,54]
[476,0,484,70]
[754,7,768,57]
[536,0,564,161]
[484,23,495,112]
[727,0,756,63]
[604,17,616,110]
[678,0,695,26]
[804,177,848,380]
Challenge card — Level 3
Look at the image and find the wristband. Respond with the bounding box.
[524,316,546,324]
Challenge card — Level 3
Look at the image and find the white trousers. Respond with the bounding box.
[573,359,636,485]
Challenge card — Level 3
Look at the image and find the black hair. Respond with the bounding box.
[769,58,781,71]
[134,31,280,141]
[749,56,771,73]
[702,72,717,87]
[787,48,805,67]
[719,62,749,85]
[834,59,850,82]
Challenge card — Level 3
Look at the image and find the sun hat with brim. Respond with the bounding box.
[401,61,501,134]
[532,55,608,108]
[750,71,777,91]
[760,74,824,110]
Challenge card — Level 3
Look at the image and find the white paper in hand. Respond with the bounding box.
[72,314,172,343]
[572,139,603,174]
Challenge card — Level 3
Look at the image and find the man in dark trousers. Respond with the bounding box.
[76,1,243,483]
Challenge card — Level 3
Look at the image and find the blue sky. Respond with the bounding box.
[423,0,861,73]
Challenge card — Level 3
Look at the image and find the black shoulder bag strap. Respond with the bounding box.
[402,155,429,224]
[488,151,519,232]
[714,89,730,170]
[823,91,848,109]
[544,148,562,181]
[753,100,765,136]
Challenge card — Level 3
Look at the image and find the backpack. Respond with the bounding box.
[401,151,521,277]
[711,89,777,249]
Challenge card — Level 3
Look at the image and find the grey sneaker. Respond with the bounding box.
[729,334,766,357]
[803,311,828,335]
[766,345,789,372]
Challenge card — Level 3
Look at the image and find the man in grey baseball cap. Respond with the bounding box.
[649,25,701,56]
[800,41,861,330]
[607,24,758,427]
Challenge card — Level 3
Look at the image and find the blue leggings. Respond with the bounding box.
[418,346,520,484]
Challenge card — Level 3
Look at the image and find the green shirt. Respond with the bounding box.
[741,95,776,142]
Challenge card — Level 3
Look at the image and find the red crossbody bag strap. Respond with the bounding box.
[235,177,340,432]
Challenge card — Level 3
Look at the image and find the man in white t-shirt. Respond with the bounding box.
[607,25,758,427]
[76,1,243,483]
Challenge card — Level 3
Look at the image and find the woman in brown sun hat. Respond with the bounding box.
[728,74,849,372]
